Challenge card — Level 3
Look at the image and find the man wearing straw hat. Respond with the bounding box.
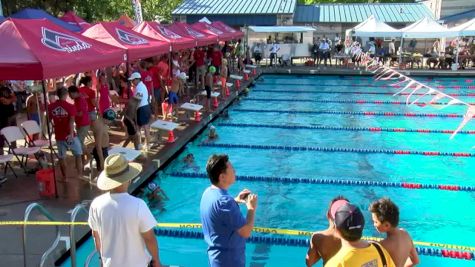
[88,154,162,267]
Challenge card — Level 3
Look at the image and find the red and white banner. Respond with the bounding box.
[131,0,143,24]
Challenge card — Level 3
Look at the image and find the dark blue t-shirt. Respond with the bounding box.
[200,186,247,267]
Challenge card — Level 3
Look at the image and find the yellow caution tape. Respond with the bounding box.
[1,221,474,252]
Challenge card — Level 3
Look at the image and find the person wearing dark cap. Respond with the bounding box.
[306,196,349,266]
[326,203,395,267]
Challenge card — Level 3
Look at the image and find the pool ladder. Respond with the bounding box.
[22,202,91,267]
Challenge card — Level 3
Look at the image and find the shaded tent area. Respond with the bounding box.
[134,21,195,51]
[0,18,125,80]
[11,8,82,32]
[82,22,170,61]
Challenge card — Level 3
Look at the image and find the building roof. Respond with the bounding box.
[294,3,434,23]
[441,8,475,24]
[172,0,296,15]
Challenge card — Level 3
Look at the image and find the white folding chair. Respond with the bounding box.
[0,154,17,179]
[20,120,50,147]
[1,126,41,171]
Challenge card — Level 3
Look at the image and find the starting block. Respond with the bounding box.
[108,146,141,162]
[243,69,251,80]
[151,119,179,143]
[246,64,258,75]
[230,74,243,89]
[180,103,203,122]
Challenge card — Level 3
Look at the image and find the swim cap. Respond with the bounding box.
[330,199,349,220]
[209,66,216,73]
[102,108,117,121]
[148,182,158,191]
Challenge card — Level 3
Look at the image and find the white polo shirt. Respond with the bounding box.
[88,192,157,267]
[134,81,149,108]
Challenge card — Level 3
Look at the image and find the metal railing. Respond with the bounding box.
[69,202,89,267]
[22,202,62,267]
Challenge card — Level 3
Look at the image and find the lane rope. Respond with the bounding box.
[199,142,475,158]
[244,98,472,106]
[233,108,464,119]
[2,220,474,254]
[256,82,475,90]
[169,172,474,192]
[251,89,475,97]
[217,122,475,135]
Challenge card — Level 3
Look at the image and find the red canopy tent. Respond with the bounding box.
[133,21,195,51]
[0,18,125,80]
[192,22,233,42]
[116,14,136,28]
[211,21,244,40]
[82,22,170,61]
[167,22,217,47]
[60,11,91,31]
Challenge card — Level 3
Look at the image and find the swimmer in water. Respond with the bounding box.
[144,182,169,213]
[208,125,218,140]
[182,153,199,172]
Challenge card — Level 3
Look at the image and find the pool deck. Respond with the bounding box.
[1,65,474,266]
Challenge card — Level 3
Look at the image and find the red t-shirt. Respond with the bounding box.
[211,50,223,67]
[74,96,90,127]
[79,86,96,112]
[149,66,161,90]
[48,100,77,141]
[194,50,206,66]
[140,70,153,94]
[157,60,169,79]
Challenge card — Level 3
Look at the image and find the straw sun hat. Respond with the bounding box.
[97,154,142,191]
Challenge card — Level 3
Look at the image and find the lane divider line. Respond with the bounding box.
[244,98,472,106]
[199,142,475,158]
[251,89,475,97]
[169,172,474,192]
[233,108,464,119]
[256,82,475,90]
[2,220,473,255]
[217,123,475,135]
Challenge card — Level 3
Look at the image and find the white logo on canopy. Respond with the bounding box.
[41,27,91,53]
[116,28,148,45]
[205,24,223,35]
[156,25,182,39]
[184,26,205,38]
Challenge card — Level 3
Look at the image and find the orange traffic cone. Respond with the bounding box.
[194,111,201,122]
[167,131,175,143]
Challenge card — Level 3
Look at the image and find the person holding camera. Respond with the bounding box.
[200,154,258,267]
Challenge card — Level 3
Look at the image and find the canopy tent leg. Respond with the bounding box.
[41,80,58,198]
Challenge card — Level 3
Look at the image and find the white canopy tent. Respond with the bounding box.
[346,15,400,38]
[400,17,458,38]
[450,18,475,36]
[249,26,316,33]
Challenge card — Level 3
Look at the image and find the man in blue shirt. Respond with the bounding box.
[200,154,258,267]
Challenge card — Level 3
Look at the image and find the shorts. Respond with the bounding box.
[123,117,137,136]
[197,65,207,76]
[92,146,109,171]
[204,86,212,99]
[137,105,152,127]
[153,88,161,103]
[76,126,90,145]
[57,137,83,159]
[30,113,40,126]
[168,91,178,105]
[89,111,97,121]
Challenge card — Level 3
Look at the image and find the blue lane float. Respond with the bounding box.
[232,108,464,119]
[198,142,475,158]
[169,172,475,192]
[153,229,475,260]
[216,123,475,135]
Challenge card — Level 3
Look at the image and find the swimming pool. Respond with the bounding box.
[65,74,475,266]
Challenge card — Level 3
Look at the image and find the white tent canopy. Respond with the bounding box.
[249,26,316,33]
[450,18,475,37]
[346,15,400,38]
[199,17,212,24]
[400,17,458,38]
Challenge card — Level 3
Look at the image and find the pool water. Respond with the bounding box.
[66,75,475,267]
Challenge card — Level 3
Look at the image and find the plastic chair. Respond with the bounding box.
[1,126,41,171]
[0,154,17,179]
[21,120,59,158]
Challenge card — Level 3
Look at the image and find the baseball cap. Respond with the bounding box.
[334,203,364,241]
[128,72,141,81]
[330,199,349,220]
